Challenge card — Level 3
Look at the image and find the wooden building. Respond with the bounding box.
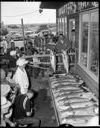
[40,2,99,97]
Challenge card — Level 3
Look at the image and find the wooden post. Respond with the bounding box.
[21,18,25,52]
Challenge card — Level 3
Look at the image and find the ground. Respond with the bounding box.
[30,72,58,127]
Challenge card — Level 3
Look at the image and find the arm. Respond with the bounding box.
[25,99,33,117]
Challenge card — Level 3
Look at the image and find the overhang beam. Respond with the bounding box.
[40,2,66,9]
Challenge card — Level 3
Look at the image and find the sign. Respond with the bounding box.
[58,2,99,16]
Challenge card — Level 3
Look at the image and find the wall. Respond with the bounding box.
[75,64,99,97]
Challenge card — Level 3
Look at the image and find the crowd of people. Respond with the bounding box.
[0,31,72,127]
[0,38,42,127]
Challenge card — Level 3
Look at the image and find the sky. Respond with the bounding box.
[1,2,56,25]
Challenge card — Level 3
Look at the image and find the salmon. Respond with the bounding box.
[67,101,95,108]
[50,50,56,72]
[61,115,95,126]
[60,106,98,118]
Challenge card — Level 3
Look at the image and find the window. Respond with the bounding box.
[58,18,60,32]
[79,9,99,81]
[89,11,99,76]
[65,17,67,36]
[62,17,64,35]
[80,14,89,67]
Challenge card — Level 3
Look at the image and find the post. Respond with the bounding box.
[21,18,25,52]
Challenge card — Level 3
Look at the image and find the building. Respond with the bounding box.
[40,2,99,97]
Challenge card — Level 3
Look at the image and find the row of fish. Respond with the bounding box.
[50,74,99,126]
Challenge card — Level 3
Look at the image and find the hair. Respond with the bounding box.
[28,41,32,45]
[15,47,19,49]
[71,29,75,32]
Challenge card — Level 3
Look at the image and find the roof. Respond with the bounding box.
[40,2,66,9]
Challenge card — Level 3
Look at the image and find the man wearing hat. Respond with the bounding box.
[13,58,29,94]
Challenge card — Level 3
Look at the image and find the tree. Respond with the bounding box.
[1,28,8,36]
[37,24,48,33]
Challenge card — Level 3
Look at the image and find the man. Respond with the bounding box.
[55,34,68,73]
[0,47,9,69]
[12,90,40,127]
[0,36,8,53]
[8,50,17,70]
[13,58,29,94]
[7,41,16,55]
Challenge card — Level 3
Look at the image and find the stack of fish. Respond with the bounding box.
[49,74,99,126]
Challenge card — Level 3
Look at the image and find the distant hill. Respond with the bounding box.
[6,23,56,36]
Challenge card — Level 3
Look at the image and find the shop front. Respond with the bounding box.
[40,2,99,97]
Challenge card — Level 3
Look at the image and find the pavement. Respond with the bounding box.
[30,74,58,127]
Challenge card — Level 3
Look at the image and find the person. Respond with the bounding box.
[0,47,9,70]
[1,96,15,127]
[55,34,68,73]
[15,47,20,58]
[0,68,19,103]
[12,90,40,127]
[46,38,56,52]
[6,69,19,102]
[26,41,34,55]
[7,41,16,55]
[8,50,18,70]
[0,36,8,53]
[13,58,29,94]
[32,50,41,79]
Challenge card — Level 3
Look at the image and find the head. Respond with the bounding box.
[26,90,34,99]
[15,47,19,52]
[49,38,53,42]
[11,42,15,48]
[0,69,6,80]
[28,42,32,47]
[19,64,26,69]
[7,70,13,78]
[0,47,4,54]
[59,34,64,40]
[16,58,28,69]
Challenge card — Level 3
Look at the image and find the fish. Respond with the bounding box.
[67,101,95,108]
[54,90,84,98]
[62,50,69,74]
[50,50,56,72]
[67,92,93,99]
[60,105,98,118]
[60,115,95,126]
[58,97,90,104]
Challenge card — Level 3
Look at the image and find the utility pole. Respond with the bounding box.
[21,18,25,52]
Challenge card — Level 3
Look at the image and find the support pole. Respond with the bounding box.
[21,18,25,52]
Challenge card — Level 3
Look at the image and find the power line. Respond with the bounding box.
[2,10,39,18]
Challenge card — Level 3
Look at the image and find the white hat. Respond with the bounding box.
[16,58,28,66]
[10,50,16,56]
[1,84,11,96]
[1,97,11,109]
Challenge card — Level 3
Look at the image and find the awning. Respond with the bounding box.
[40,2,66,9]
